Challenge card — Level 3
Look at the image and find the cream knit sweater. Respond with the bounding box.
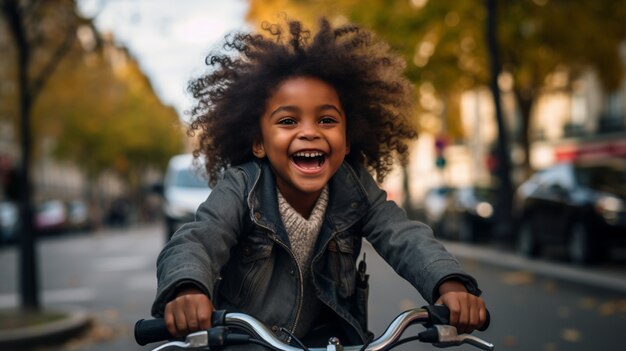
[277,185,328,337]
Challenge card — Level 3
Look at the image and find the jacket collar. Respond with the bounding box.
[242,159,369,243]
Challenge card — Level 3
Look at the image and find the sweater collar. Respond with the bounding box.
[246,159,368,239]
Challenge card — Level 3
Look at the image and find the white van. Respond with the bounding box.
[162,154,212,240]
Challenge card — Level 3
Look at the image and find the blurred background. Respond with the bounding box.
[0,0,625,350]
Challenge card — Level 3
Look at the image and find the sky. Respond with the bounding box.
[78,0,250,118]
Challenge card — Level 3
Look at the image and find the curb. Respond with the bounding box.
[0,307,92,347]
[444,241,626,294]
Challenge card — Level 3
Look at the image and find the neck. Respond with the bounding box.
[277,187,322,219]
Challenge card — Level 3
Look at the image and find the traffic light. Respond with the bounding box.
[435,156,447,168]
[434,136,447,169]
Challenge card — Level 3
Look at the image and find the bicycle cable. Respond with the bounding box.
[358,331,375,351]
[378,335,421,351]
[228,324,283,351]
[280,327,310,351]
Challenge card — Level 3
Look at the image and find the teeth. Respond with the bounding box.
[294,151,324,157]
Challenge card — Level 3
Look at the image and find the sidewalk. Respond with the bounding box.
[0,224,153,348]
[444,240,626,294]
[0,306,91,348]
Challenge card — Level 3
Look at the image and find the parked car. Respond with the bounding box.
[162,154,213,241]
[422,186,455,237]
[66,199,92,232]
[0,201,18,245]
[35,200,68,234]
[514,161,626,264]
[439,185,498,243]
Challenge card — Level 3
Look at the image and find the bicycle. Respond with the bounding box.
[134,305,494,351]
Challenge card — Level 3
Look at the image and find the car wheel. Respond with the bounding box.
[165,218,177,242]
[517,218,539,257]
[432,219,448,239]
[458,217,475,243]
[568,220,597,265]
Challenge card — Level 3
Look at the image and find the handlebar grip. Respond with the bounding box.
[423,305,491,332]
[134,318,173,346]
[134,310,229,346]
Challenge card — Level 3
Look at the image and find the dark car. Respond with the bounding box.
[439,185,498,243]
[514,161,626,264]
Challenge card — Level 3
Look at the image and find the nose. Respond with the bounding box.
[297,120,320,141]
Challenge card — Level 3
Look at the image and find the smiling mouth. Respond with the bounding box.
[291,151,327,170]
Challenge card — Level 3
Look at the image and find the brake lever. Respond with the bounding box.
[152,331,209,351]
[431,325,495,351]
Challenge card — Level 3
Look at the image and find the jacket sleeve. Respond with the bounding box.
[351,164,481,304]
[151,167,250,317]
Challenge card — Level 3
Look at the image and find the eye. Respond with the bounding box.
[278,118,297,125]
[319,116,338,124]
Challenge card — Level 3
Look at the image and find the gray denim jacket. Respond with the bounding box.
[152,159,480,343]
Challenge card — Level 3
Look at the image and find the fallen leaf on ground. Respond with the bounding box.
[561,328,581,342]
[598,301,618,316]
[578,297,597,310]
[502,335,518,347]
[557,306,570,319]
[501,271,534,285]
[542,280,557,293]
[103,308,119,321]
[543,342,558,351]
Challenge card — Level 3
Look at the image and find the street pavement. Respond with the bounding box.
[0,223,624,351]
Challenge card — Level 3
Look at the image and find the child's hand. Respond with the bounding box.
[164,287,214,337]
[436,280,487,334]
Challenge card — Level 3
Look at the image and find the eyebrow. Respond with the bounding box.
[270,106,299,117]
[269,104,343,117]
[318,104,343,115]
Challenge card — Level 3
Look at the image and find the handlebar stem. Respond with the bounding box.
[327,337,344,351]
[225,309,432,351]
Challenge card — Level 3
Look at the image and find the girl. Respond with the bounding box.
[152,17,487,347]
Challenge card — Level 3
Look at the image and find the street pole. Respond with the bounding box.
[486,0,514,243]
[3,0,41,311]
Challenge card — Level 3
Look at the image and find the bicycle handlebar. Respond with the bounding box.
[135,306,493,351]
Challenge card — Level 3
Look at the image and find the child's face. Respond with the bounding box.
[253,76,350,204]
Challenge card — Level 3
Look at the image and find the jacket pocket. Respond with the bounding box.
[327,234,356,298]
[219,233,273,307]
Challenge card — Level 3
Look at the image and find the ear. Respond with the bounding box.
[252,140,266,158]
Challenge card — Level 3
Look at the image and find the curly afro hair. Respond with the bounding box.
[187,17,417,185]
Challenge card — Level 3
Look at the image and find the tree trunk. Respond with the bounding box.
[486,0,515,243]
[2,0,41,311]
[514,88,535,178]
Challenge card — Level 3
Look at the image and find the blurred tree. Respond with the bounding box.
[34,35,183,201]
[1,0,83,311]
[1,0,183,312]
[247,0,626,234]
[247,0,626,173]
[247,0,483,138]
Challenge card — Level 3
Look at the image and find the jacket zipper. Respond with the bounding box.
[311,232,367,342]
[254,218,304,336]
[269,233,304,335]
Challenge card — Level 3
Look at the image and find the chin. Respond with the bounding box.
[295,182,327,195]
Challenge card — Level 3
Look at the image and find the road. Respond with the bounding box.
[0,224,624,351]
